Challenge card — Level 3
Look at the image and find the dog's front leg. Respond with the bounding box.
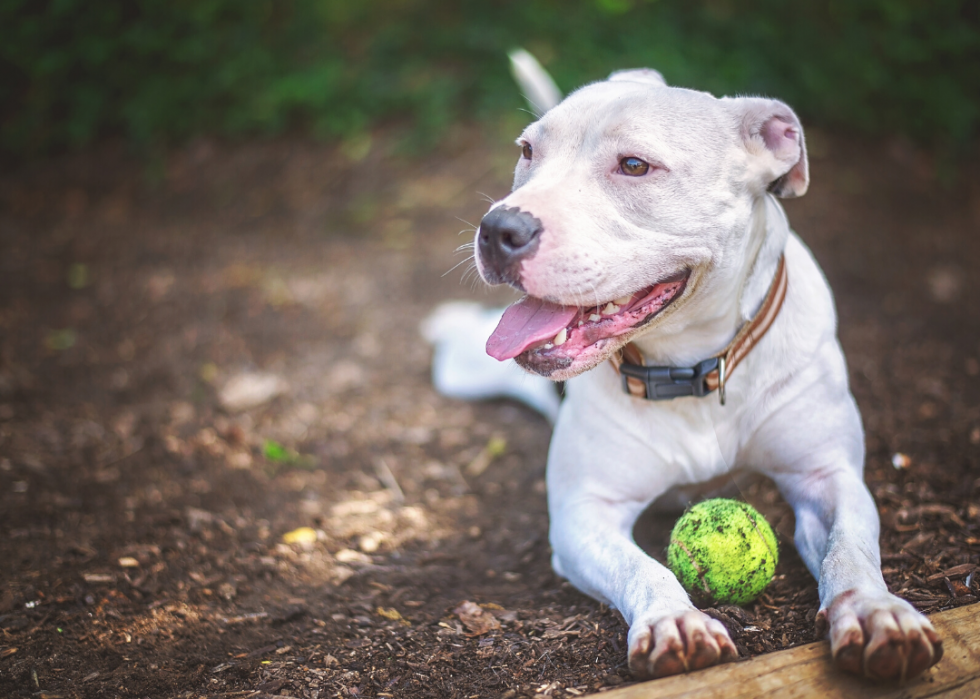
[756,382,944,681]
[547,402,738,680]
[775,465,943,680]
[550,496,738,679]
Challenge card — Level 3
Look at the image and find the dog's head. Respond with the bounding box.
[476,68,808,380]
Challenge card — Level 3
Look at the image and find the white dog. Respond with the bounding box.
[434,52,942,682]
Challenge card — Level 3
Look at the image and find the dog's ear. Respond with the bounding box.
[607,68,667,88]
[728,97,809,198]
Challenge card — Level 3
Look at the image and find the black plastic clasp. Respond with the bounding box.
[619,356,719,401]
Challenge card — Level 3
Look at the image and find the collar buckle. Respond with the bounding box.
[611,253,787,405]
[619,356,720,401]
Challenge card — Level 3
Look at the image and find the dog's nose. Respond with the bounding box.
[478,206,543,287]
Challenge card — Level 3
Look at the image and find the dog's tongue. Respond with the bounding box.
[487,297,578,361]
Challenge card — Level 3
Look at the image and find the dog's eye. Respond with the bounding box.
[620,157,650,176]
[522,143,533,160]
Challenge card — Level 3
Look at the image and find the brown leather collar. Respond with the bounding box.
[609,254,788,404]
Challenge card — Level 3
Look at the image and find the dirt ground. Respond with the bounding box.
[0,125,978,699]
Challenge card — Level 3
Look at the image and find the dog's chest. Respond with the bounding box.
[640,403,737,486]
[567,368,740,489]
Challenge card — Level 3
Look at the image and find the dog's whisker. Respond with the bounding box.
[461,266,483,291]
[443,255,476,279]
[516,89,542,114]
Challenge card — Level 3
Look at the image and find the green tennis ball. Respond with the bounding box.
[667,498,778,606]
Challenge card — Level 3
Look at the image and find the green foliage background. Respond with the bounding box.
[2,0,978,155]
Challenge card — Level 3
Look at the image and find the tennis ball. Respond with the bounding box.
[667,498,778,606]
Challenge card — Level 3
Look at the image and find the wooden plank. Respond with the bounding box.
[598,603,980,698]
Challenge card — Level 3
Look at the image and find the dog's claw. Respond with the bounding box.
[824,590,942,682]
[629,610,738,680]
[832,637,865,676]
[649,633,687,678]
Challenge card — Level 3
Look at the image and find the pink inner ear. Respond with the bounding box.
[761,117,799,159]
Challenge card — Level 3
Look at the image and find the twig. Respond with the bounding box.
[374,458,404,504]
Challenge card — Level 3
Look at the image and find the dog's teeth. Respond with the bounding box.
[615,295,632,306]
[544,343,553,349]
[589,313,602,322]
[552,328,567,346]
[577,320,584,327]
[602,303,620,315]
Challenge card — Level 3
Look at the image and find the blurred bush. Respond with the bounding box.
[1,0,978,155]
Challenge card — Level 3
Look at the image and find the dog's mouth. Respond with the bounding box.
[486,272,689,377]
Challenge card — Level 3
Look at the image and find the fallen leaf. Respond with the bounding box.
[335,548,371,564]
[453,600,500,636]
[219,372,288,412]
[281,527,318,545]
[466,435,507,477]
[45,329,76,351]
[264,439,297,463]
[376,607,410,625]
[263,440,315,468]
[67,263,90,289]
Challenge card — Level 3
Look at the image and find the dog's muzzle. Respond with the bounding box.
[477,206,542,289]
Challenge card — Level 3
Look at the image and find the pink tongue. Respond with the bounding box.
[486,297,578,360]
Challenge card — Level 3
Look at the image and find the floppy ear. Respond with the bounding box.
[608,68,667,88]
[727,97,809,198]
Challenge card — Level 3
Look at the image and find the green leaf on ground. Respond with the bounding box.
[262,440,316,470]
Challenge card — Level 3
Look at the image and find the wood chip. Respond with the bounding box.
[945,578,972,598]
[453,601,501,636]
[901,531,934,551]
[926,563,976,582]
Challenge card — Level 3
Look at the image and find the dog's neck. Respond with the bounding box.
[629,195,789,366]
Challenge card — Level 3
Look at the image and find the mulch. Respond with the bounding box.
[0,130,978,698]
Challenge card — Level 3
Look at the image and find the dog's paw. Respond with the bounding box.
[818,589,943,681]
[628,609,739,680]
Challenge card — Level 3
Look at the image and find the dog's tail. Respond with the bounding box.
[421,302,561,424]
[508,49,563,116]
